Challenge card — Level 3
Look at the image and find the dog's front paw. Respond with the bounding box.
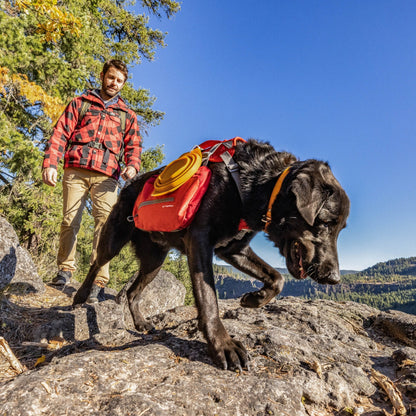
[240,288,276,308]
[208,336,249,372]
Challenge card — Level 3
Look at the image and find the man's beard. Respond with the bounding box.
[104,86,118,98]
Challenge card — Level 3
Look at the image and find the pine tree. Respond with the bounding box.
[0,0,179,279]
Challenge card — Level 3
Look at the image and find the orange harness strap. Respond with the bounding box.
[263,167,291,232]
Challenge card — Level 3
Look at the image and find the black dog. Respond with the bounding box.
[73,139,350,371]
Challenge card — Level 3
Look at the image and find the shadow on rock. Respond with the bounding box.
[0,281,209,378]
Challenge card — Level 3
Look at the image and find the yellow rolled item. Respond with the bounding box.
[151,147,203,196]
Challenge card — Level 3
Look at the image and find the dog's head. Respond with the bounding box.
[268,160,350,285]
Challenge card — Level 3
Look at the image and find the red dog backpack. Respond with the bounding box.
[132,166,212,232]
[131,137,246,232]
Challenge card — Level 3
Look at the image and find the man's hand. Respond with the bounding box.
[42,167,58,187]
[121,166,137,180]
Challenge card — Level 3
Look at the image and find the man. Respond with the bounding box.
[42,59,141,303]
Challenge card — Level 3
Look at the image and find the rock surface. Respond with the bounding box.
[0,216,44,293]
[118,269,186,319]
[0,269,186,346]
[1,289,416,415]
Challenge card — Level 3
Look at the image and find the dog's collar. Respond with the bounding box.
[262,167,291,232]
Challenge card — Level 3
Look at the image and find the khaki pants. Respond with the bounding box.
[57,167,118,286]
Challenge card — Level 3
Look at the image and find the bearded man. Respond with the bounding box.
[42,59,141,303]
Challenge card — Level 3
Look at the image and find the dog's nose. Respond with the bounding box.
[321,271,340,285]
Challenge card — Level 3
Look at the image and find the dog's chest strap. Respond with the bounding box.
[263,167,291,232]
[219,150,244,200]
[205,140,247,230]
[199,137,249,230]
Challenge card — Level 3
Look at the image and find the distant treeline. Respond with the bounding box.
[214,257,416,315]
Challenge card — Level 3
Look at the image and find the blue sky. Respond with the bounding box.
[131,1,416,271]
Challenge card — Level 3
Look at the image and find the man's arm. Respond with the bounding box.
[42,98,80,186]
[122,110,142,179]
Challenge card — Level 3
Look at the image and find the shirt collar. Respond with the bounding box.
[92,89,120,108]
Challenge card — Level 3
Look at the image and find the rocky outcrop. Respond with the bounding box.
[1,291,416,415]
[118,269,186,319]
[0,269,186,346]
[0,216,44,293]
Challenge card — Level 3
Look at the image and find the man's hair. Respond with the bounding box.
[102,59,128,82]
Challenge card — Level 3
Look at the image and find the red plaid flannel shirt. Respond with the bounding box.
[43,91,141,179]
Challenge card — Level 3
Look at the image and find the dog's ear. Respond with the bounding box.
[291,171,327,226]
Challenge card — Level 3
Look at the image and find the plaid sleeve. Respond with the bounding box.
[123,109,142,172]
[42,98,80,170]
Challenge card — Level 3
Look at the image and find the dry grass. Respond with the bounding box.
[0,284,74,383]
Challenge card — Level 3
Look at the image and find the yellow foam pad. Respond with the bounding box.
[151,147,203,196]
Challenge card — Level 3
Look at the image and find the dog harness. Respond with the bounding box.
[198,138,248,229]
[199,137,246,199]
[130,138,247,232]
[130,138,291,234]
[199,140,292,233]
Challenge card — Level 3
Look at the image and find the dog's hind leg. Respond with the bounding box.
[215,235,285,308]
[73,203,134,306]
[126,234,169,332]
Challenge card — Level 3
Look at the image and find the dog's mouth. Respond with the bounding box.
[290,241,308,280]
[287,240,342,284]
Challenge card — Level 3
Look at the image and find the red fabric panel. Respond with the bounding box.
[133,166,212,232]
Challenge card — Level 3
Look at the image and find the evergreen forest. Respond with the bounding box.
[214,257,416,315]
[0,0,184,291]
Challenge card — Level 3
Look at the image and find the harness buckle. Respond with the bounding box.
[226,160,240,173]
